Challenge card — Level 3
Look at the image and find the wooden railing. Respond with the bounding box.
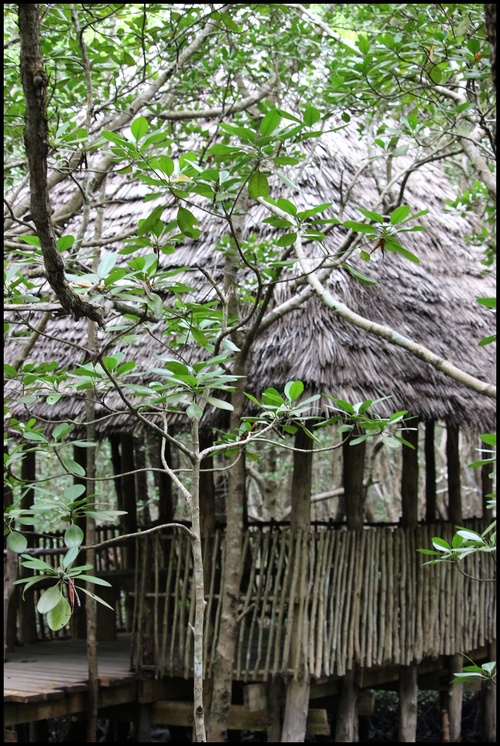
[131,520,496,681]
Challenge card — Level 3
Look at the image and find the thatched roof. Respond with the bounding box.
[5,121,496,435]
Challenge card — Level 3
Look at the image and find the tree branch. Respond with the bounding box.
[18,4,105,326]
[261,199,496,400]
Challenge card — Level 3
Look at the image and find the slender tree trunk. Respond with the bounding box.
[190,419,207,742]
[281,428,313,742]
[4,455,18,656]
[85,320,98,742]
[207,364,247,741]
[19,451,37,644]
[206,192,250,741]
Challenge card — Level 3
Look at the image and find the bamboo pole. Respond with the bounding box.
[255,529,278,678]
[271,530,291,674]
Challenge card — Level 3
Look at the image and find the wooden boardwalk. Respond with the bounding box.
[4,634,136,727]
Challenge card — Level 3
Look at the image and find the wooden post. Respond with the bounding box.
[481,462,494,518]
[342,432,366,530]
[446,423,462,523]
[425,421,437,522]
[120,435,138,569]
[281,427,313,742]
[399,419,419,741]
[399,666,418,741]
[337,431,365,741]
[448,654,463,742]
[400,423,419,528]
[134,441,149,525]
[444,424,463,742]
[137,704,151,743]
[482,641,497,742]
[267,676,283,742]
[334,669,359,742]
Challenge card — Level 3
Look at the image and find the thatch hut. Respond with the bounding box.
[4,118,496,740]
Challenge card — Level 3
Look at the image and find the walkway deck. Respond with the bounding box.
[4,634,136,726]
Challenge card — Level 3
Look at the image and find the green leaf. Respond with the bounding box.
[131,116,149,141]
[478,334,496,346]
[466,38,480,55]
[64,524,84,549]
[75,586,113,610]
[428,64,442,84]
[349,435,369,446]
[46,595,72,631]
[343,221,377,234]
[357,34,370,55]
[138,205,165,236]
[384,237,420,263]
[343,263,377,286]
[248,170,269,199]
[97,253,117,279]
[157,155,174,177]
[62,457,86,477]
[390,205,411,225]
[303,106,321,126]
[63,484,86,502]
[177,206,201,239]
[476,297,496,309]
[7,531,27,553]
[57,235,75,252]
[262,387,284,406]
[52,423,74,441]
[73,574,111,587]
[358,207,384,223]
[479,433,496,446]
[456,529,484,543]
[260,109,282,136]
[276,198,297,216]
[101,130,127,146]
[284,380,304,402]
[431,537,451,551]
[207,144,238,156]
[61,545,79,571]
[17,235,41,247]
[333,399,354,414]
[206,396,233,411]
[46,394,63,405]
[297,203,332,220]
[37,585,64,614]
[187,402,204,420]
[276,232,297,247]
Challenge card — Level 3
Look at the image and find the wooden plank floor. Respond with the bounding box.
[4,634,137,726]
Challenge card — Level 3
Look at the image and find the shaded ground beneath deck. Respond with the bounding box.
[40,689,486,742]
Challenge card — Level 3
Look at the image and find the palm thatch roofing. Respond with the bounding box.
[4,119,496,435]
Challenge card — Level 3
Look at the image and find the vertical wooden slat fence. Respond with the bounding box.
[130,520,495,681]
